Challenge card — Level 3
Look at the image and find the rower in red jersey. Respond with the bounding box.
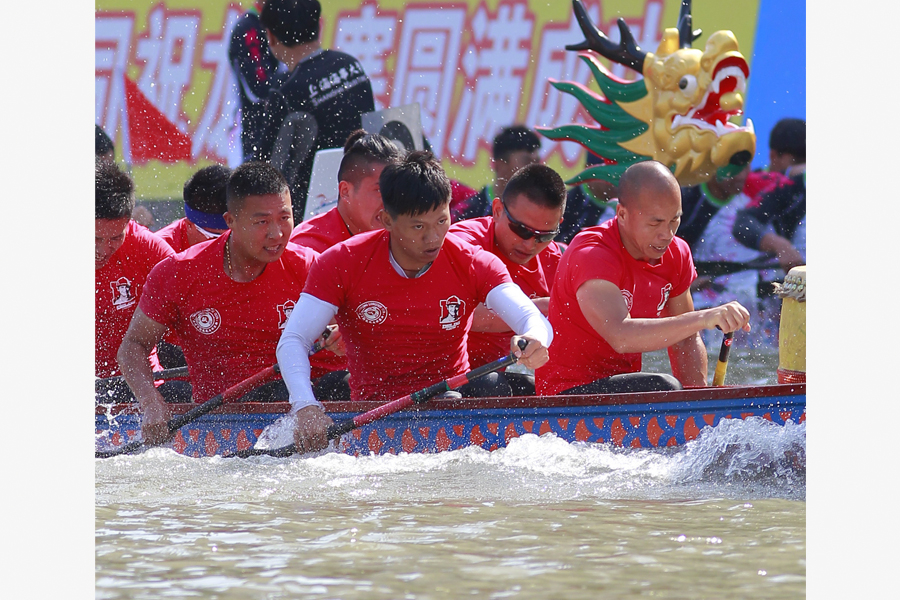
[156,165,231,253]
[288,129,404,397]
[537,161,751,397]
[448,163,566,396]
[117,162,338,445]
[276,151,554,453]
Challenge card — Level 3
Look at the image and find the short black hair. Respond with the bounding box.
[502,164,567,211]
[96,161,135,219]
[261,0,320,46]
[184,165,232,214]
[338,129,405,187]
[769,118,805,161]
[379,150,451,218]
[226,161,290,213]
[95,125,114,156]
[493,125,541,162]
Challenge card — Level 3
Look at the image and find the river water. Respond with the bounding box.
[95,344,808,599]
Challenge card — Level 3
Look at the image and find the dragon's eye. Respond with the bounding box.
[678,75,698,95]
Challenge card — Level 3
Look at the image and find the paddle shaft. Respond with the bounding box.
[712,331,734,387]
[96,364,283,458]
[695,259,780,278]
[97,365,190,387]
[229,340,528,458]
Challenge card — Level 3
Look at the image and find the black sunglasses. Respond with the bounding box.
[501,201,559,243]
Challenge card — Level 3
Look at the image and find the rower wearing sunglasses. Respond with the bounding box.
[448,164,566,396]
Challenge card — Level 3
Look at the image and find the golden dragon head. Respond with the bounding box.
[538,0,755,188]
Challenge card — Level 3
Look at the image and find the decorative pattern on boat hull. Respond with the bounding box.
[96,387,806,458]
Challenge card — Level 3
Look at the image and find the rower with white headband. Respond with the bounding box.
[157,165,232,253]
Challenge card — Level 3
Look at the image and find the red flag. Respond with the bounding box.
[123,75,192,163]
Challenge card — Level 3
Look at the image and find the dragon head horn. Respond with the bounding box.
[677,0,703,48]
[565,0,648,72]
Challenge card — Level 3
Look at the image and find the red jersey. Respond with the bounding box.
[139,233,318,402]
[303,229,512,402]
[155,218,195,253]
[289,207,352,253]
[288,206,354,375]
[537,219,696,395]
[448,217,562,367]
[95,220,175,377]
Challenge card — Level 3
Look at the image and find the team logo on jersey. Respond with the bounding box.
[657,283,673,314]
[357,300,388,324]
[439,295,465,330]
[277,300,295,330]
[621,289,634,312]
[110,277,136,310]
[190,308,222,335]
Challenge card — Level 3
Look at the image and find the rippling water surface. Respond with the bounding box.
[96,345,805,598]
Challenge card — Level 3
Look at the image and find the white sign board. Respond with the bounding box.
[362,103,424,154]
[302,147,344,222]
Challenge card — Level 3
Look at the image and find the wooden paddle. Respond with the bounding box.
[96,365,190,388]
[694,258,780,278]
[96,364,283,458]
[96,329,335,458]
[225,340,529,459]
[712,331,734,387]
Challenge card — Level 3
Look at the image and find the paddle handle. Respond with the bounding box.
[232,340,528,458]
[712,331,734,387]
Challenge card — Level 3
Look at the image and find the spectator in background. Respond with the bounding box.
[96,125,115,166]
[733,118,806,272]
[448,164,566,395]
[157,165,232,253]
[95,161,185,404]
[229,1,285,163]
[558,152,618,245]
[451,125,542,222]
[678,166,768,346]
[252,0,375,224]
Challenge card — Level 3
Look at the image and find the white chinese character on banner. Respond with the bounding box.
[192,7,242,165]
[95,13,134,141]
[333,2,397,110]
[447,2,534,165]
[390,6,467,158]
[134,5,201,131]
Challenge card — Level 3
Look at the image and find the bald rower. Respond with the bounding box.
[536,160,751,396]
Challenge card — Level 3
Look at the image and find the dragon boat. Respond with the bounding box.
[95,382,805,458]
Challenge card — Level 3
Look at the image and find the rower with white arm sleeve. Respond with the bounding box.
[275,151,552,453]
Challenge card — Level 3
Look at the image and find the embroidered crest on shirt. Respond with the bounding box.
[110,277,136,310]
[357,300,388,324]
[277,300,295,330]
[657,283,673,315]
[439,295,465,330]
[621,289,634,312]
[190,308,222,335]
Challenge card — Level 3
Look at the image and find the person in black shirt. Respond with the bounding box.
[229,1,284,163]
[253,0,375,223]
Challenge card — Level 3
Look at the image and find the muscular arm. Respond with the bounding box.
[575,278,750,355]
[664,290,708,387]
[116,308,171,444]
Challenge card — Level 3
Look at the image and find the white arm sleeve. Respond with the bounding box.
[276,293,339,413]
[484,282,554,348]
